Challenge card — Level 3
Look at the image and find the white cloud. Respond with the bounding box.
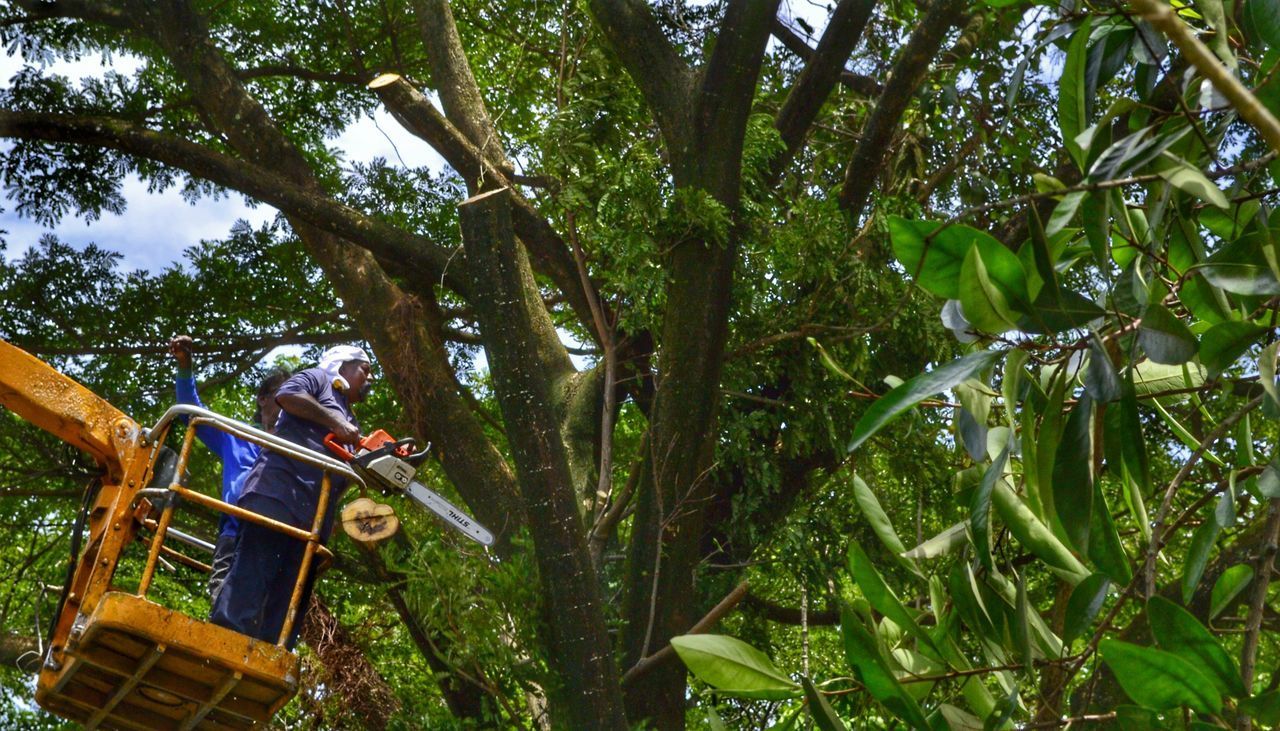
[1,50,447,274]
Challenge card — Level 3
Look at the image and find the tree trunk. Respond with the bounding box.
[460,188,628,730]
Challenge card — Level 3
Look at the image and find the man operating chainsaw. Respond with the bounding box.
[210,344,372,648]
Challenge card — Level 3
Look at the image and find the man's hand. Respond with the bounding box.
[169,335,193,370]
[329,420,360,446]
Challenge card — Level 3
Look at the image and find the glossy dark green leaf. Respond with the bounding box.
[1022,285,1107,334]
[1099,640,1222,714]
[1086,335,1121,403]
[1089,481,1132,583]
[1157,154,1228,208]
[1239,690,1280,726]
[1246,0,1280,48]
[1053,395,1094,553]
[888,217,1008,300]
[1138,303,1199,365]
[1201,231,1280,294]
[1182,518,1220,604]
[671,634,800,700]
[1014,573,1033,669]
[1114,705,1172,730]
[1060,18,1094,169]
[847,350,1002,453]
[970,445,1011,572]
[802,677,848,731]
[1199,322,1268,375]
[1064,573,1111,643]
[1210,565,1253,619]
[1118,379,1151,498]
[839,605,931,729]
[1147,597,1245,698]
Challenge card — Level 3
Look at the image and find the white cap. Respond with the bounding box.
[319,345,370,391]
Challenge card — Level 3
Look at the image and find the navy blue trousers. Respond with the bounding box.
[209,497,315,650]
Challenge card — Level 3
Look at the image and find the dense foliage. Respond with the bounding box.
[2,0,1280,728]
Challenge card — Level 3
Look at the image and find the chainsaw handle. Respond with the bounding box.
[323,432,355,462]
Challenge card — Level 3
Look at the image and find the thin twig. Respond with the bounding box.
[1238,498,1280,731]
[1142,395,1264,597]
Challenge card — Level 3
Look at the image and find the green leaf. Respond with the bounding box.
[1246,0,1280,48]
[1099,640,1223,714]
[971,445,1011,571]
[1260,456,1280,498]
[1085,335,1121,403]
[1147,597,1245,698]
[848,541,937,653]
[1053,395,1095,553]
[671,634,801,700]
[1156,154,1229,208]
[1138,303,1199,365]
[960,245,1019,333]
[1060,18,1094,169]
[853,474,920,575]
[1128,360,1207,398]
[1089,481,1133,583]
[1064,573,1111,643]
[1047,191,1086,236]
[707,707,729,731]
[1239,690,1280,726]
[847,350,1002,453]
[1199,262,1280,295]
[902,522,968,560]
[802,677,849,731]
[939,703,985,729]
[1153,399,1227,467]
[1119,377,1152,499]
[1182,518,1221,604]
[889,217,1009,300]
[1199,322,1268,376]
[809,337,857,382]
[839,605,932,729]
[1210,565,1254,620]
[992,479,1090,584]
[1014,573,1033,669]
[1260,341,1280,410]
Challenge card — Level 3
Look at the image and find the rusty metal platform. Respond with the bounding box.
[36,592,300,730]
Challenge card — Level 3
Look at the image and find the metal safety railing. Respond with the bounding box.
[132,405,366,646]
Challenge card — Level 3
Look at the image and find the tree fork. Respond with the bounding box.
[459,188,628,730]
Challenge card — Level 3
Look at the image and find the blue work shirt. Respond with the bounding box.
[238,368,357,539]
[175,375,260,539]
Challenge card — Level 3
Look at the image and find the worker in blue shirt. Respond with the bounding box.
[210,345,372,649]
[169,335,288,601]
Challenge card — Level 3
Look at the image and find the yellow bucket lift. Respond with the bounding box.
[0,339,366,729]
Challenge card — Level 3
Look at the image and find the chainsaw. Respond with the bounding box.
[324,429,494,546]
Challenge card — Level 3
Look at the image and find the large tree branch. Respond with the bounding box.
[369,77,601,339]
[411,0,506,167]
[683,0,781,187]
[770,18,882,97]
[459,188,626,730]
[586,0,694,151]
[837,0,967,219]
[12,0,129,29]
[0,110,467,295]
[769,0,878,182]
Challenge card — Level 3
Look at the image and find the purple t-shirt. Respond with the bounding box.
[238,367,358,536]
